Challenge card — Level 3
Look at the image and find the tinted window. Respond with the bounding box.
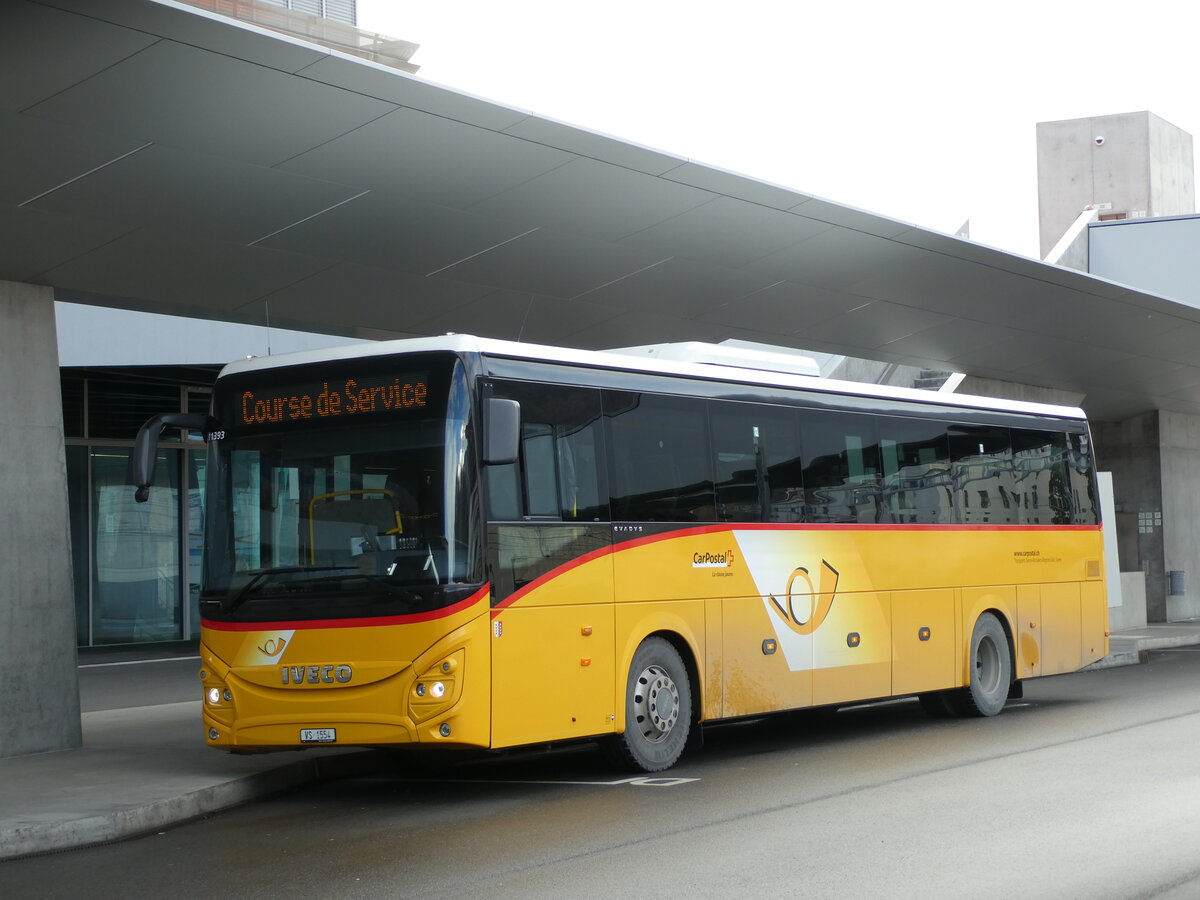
[487,382,607,522]
[1010,429,1072,525]
[949,425,1016,525]
[710,402,803,523]
[878,417,953,524]
[799,410,880,524]
[606,391,714,522]
[1066,431,1098,525]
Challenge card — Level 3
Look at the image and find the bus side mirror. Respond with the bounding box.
[133,412,212,502]
[484,398,520,466]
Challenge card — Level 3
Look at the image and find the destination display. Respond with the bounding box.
[236,371,430,428]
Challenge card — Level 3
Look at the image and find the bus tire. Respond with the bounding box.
[609,637,692,773]
[953,612,1011,717]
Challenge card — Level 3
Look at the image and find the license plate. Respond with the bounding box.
[300,728,336,743]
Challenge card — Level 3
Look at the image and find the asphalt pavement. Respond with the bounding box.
[0,623,1196,862]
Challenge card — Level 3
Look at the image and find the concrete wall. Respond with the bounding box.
[1159,411,1200,621]
[1149,113,1197,218]
[1038,113,1148,259]
[1094,412,1167,622]
[954,375,1084,408]
[1037,111,1194,259]
[0,281,81,756]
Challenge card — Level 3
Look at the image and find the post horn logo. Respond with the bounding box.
[257,637,287,657]
[768,560,840,635]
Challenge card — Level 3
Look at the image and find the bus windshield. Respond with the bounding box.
[201,354,480,622]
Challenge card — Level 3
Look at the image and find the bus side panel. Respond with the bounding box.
[812,590,891,706]
[608,530,758,729]
[1041,582,1083,675]
[489,532,617,749]
[960,586,1017,687]
[1016,584,1042,679]
[490,602,616,748]
[720,593,811,718]
[891,588,956,696]
[1081,580,1109,665]
[704,597,724,720]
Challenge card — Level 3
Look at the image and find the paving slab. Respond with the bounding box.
[0,701,384,861]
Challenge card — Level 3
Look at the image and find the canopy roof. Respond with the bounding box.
[4,0,1199,421]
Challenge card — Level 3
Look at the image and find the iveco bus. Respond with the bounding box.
[134,336,1108,771]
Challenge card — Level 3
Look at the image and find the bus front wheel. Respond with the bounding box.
[609,637,692,772]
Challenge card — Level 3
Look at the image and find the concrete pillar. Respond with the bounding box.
[0,280,81,756]
[1159,411,1200,622]
[1094,412,1166,623]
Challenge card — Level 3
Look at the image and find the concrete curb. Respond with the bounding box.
[1085,629,1200,671]
[1,750,389,862]
[1083,649,1143,671]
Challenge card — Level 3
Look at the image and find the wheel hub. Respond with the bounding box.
[976,635,1001,693]
[633,664,679,743]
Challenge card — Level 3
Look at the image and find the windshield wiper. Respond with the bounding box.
[223,565,357,613]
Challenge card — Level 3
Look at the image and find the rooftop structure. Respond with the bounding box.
[1037,111,1195,260]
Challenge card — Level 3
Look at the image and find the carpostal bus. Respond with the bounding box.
[133,335,1108,772]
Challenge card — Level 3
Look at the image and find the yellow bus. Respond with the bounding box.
[134,335,1108,772]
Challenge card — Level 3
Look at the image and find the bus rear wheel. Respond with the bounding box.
[920,613,1011,719]
[957,612,1011,717]
[609,637,691,772]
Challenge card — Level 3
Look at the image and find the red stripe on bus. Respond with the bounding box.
[201,584,490,632]
[488,520,1099,617]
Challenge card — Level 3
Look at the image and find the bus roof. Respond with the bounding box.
[219,334,1088,422]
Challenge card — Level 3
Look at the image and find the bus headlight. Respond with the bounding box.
[408,651,463,722]
[207,687,221,704]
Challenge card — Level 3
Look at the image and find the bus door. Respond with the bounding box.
[484,381,616,748]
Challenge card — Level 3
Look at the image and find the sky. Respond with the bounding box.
[356,1,1199,260]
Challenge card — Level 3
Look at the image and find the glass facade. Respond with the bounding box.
[63,371,212,647]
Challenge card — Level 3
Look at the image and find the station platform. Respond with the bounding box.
[3,623,1198,861]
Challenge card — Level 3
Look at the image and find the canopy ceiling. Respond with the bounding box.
[4,0,1200,421]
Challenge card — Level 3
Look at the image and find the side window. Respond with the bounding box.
[799,410,881,524]
[948,425,1015,524]
[710,402,803,523]
[878,417,952,524]
[1011,429,1072,525]
[1066,430,1098,526]
[485,382,607,522]
[605,391,715,522]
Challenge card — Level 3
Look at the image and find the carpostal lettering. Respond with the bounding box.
[693,550,734,569]
[240,375,427,427]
